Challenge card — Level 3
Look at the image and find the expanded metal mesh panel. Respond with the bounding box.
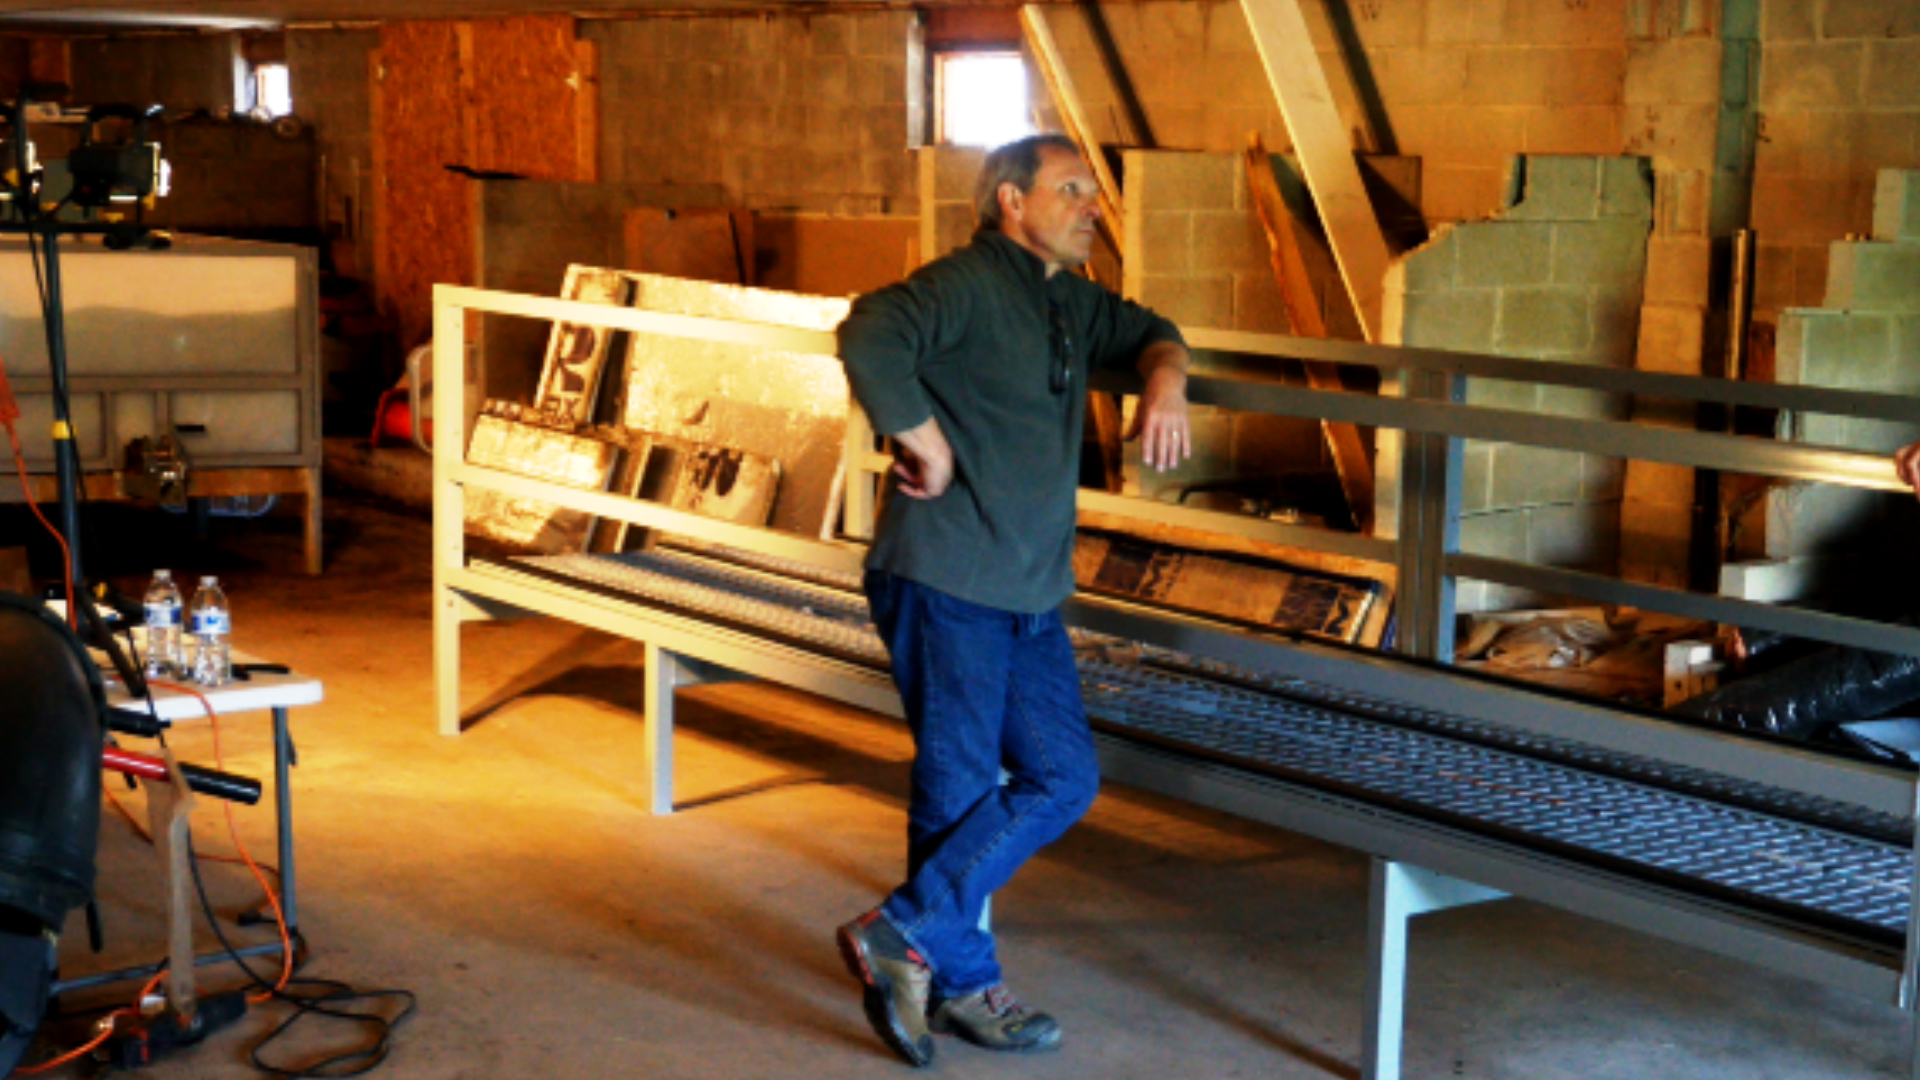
[1141,649,1915,845]
[510,550,1914,938]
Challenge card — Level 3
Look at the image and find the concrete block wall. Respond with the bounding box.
[1381,155,1652,613]
[1040,0,1629,226]
[1118,150,1327,506]
[1753,0,1920,317]
[588,11,920,217]
[1763,169,1920,565]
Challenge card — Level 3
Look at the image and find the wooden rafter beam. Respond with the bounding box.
[1238,0,1391,342]
[1245,133,1375,534]
[1019,5,1123,259]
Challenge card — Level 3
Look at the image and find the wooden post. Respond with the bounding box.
[1238,0,1392,342]
[146,750,200,1018]
[1244,134,1375,533]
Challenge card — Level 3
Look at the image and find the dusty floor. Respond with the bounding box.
[5,489,1912,1079]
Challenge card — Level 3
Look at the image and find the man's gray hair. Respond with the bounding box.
[973,133,1084,229]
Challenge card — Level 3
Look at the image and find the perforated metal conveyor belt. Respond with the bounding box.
[498,548,1914,944]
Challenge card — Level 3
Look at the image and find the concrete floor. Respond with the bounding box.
[12,486,1913,1079]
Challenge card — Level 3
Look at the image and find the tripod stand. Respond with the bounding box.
[2,89,165,696]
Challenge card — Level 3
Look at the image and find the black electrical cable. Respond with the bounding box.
[185,833,416,1079]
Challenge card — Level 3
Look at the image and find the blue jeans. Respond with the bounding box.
[865,570,1100,999]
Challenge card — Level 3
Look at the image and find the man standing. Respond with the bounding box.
[833,133,1192,1067]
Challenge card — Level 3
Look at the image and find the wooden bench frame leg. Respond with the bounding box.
[1363,859,1505,1080]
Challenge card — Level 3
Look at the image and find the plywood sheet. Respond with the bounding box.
[377,20,472,351]
[618,274,850,537]
[467,15,590,182]
[623,208,751,285]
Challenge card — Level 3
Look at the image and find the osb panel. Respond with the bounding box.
[468,15,591,182]
[377,20,473,351]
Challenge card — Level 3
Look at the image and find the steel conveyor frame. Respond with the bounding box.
[429,283,1920,1079]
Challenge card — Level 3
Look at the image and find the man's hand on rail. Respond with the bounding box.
[1898,440,1920,501]
[1128,341,1193,472]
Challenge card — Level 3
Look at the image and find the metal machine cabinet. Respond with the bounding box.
[0,234,323,575]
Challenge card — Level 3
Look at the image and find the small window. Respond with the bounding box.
[253,63,292,119]
[936,52,1032,148]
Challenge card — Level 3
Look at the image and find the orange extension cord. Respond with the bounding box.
[18,685,294,1074]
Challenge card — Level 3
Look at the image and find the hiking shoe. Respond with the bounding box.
[929,984,1062,1053]
[836,911,935,1067]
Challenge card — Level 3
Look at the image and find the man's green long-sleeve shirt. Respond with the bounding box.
[836,230,1185,614]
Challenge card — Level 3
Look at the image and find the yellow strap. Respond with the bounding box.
[52,420,71,440]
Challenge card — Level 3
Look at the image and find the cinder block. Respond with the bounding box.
[1123,151,1237,212]
[1752,175,1871,247]
[1190,210,1268,273]
[1232,273,1293,333]
[1823,0,1920,40]
[1758,42,1866,110]
[1618,498,1692,588]
[1135,211,1194,276]
[1497,288,1591,353]
[1624,38,1722,106]
[1504,156,1601,221]
[1466,376,1538,411]
[1459,508,1532,560]
[1530,501,1620,570]
[1826,241,1920,313]
[1582,454,1627,502]
[1421,165,1508,223]
[1538,384,1618,420]
[1874,171,1920,242]
[1462,441,1495,513]
[1621,103,1719,170]
[1642,235,1711,305]
[1455,221,1555,287]
[1550,221,1650,288]
[1392,228,1460,293]
[1762,0,1817,41]
[851,10,909,58]
[1393,290,1498,351]
[1523,105,1624,157]
[1426,0,1505,43]
[1599,157,1654,223]
[1863,39,1920,108]
[929,146,986,200]
[1774,308,1844,386]
[1370,47,1469,107]
[1136,275,1235,330]
[1137,2,1206,55]
[1502,0,1626,45]
[1590,286,1646,364]
[1764,484,1892,560]
[1753,243,1799,314]
[1393,105,1527,168]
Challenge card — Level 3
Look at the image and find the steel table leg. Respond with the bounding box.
[273,706,297,930]
[1363,859,1506,1080]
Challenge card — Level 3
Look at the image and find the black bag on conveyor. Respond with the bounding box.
[1675,642,1920,740]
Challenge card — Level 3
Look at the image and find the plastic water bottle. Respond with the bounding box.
[142,569,184,678]
[189,576,232,687]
